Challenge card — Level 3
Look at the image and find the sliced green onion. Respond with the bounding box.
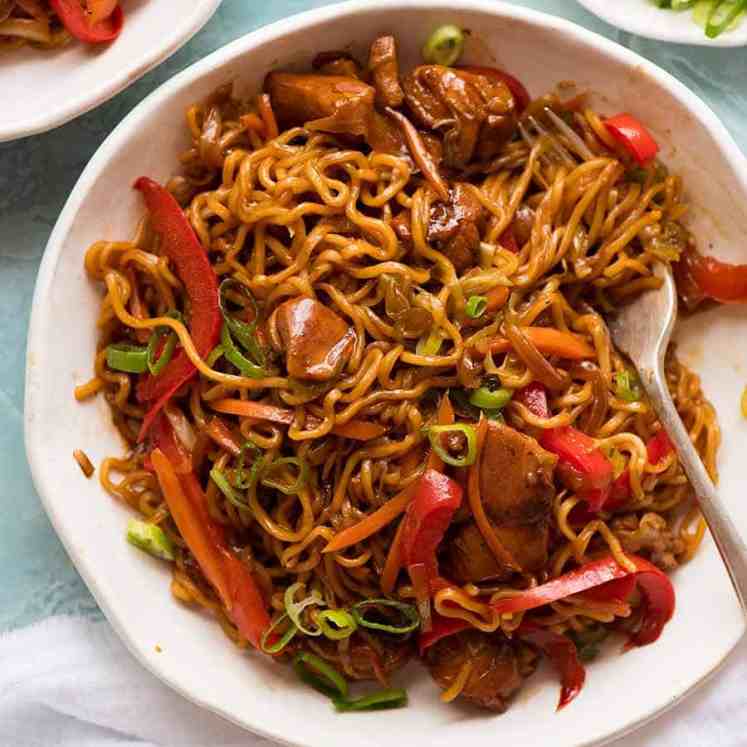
[261,613,298,654]
[465,295,488,319]
[285,582,326,637]
[335,688,408,712]
[422,24,465,66]
[423,423,478,467]
[469,386,513,412]
[234,440,262,490]
[106,343,148,373]
[416,329,443,356]
[351,599,420,634]
[614,370,641,402]
[705,0,747,37]
[221,323,266,378]
[206,344,224,367]
[210,466,250,510]
[126,518,175,561]
[317,609,358,640]
[219,278,265,365]
[261,456,309,495]
[671,0,696,8]
[146,328,177,376]
[293,652,349,700]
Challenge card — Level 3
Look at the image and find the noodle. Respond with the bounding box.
[80,34,720,712]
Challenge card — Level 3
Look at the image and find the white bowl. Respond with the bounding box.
[0,0,222,143]
[25,1,747,745]
[577,0,747,46]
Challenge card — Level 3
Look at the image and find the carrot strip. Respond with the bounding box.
[426,392,454,471]
[467,419,521,572]
[474,327,594,360]
[381,518,405,594]
[210,398,385,441]
[323,484,414,554]
[485,286,510,313]
[257,93,279,140]
[151,449,232,609]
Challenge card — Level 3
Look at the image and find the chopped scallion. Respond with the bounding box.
[261,613,298,654]
[422,24,465,66]
[465,295,488,319]
[351,599,420,634]
[335,688,408,712]
[416,329,443,356]
[106,343,148,373]
[469,386,513,412]
[285,582,326,637]
[423,422,478,467]
[317,609,358,640]
[614,370,642,402]
[126,518,175,561]
[210,466,250,510]
[293,652,349,700]
[261,456,309,495]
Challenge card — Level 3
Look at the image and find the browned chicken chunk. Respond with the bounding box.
[269,297,355,381]
[368,34,404,108]
[312,50,362,78]
[392,182,485,272]
[425,630,537,711]
[402,65,517,167]
[444,422,557,583]
[265,72,375,138]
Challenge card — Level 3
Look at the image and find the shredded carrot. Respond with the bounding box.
[240,112,265,134]
[151,449,232,609]
[467,418,521,572]
[210,398,385,441]
[474,327,594,359]
[257,93,279,140]
[381,518,405,594]
[323,484,414,554]
[485,286,510,313]
[426,392,455,471]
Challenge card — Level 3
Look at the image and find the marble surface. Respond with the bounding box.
[1,0,746,633]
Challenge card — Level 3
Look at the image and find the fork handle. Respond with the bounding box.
[644,366,747,614]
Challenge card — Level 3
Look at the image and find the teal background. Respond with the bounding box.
[1,0,746,632]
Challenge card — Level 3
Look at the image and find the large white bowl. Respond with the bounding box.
[0,0,222,143]
[576,0,747,46]
[25,2,747,745]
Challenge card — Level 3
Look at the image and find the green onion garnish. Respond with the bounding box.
[416,329,443,356]
[293,652,349,700]
[221,323,266,378]
[146,328,176,376]
[465,295,488,319]
[234,440,262,490]
[285,582,326,637]
[210,466,250,510]
[261,613,298,654]
[317,609,358,640]
[705,0,747,37]
[334,688,408,712]
[126,518,175,561]
[219,278,266,365]
[206,344,225,367]
[422,24,465,66]
[261,456,309,495]
[423,422,478,467]
[106,343,148,373]
[351,599,420,634]
[469,386,513,412]
[614,370,642,402]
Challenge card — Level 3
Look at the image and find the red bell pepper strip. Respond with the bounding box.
[50,0,124,43]
[134,177,222,441]
[517,623,586,710]
[401,469,463,630]
[580,575,637,605]
[673,245,747,309]
[150,443,270,650]
[491,554,675,648]
[457,65,531,113]
[517,383,613,511]
[604,113,659,166]
[418,616,585,709]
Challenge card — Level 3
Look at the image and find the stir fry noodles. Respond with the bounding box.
[78,28,721,712]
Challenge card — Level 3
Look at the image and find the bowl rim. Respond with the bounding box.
[0,0,222,143]
[575,0,747,47]
[24,1,747,744]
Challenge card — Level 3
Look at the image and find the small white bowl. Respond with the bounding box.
[0,0,222,143]
[25,2,747,746]
[577,0,747,46]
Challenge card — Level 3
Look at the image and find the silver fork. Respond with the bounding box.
[608,262,747,612]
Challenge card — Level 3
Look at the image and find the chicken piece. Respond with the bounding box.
[347,637,414,682]
[392,183,485,273]
[368,34,404,108]
[312,50,362,78]
[265,72,375,138]
[610,512,685,571]
[425,630,537,711]
[269,297,355,381]
[443,422,556,584]
[402,65,516,167]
